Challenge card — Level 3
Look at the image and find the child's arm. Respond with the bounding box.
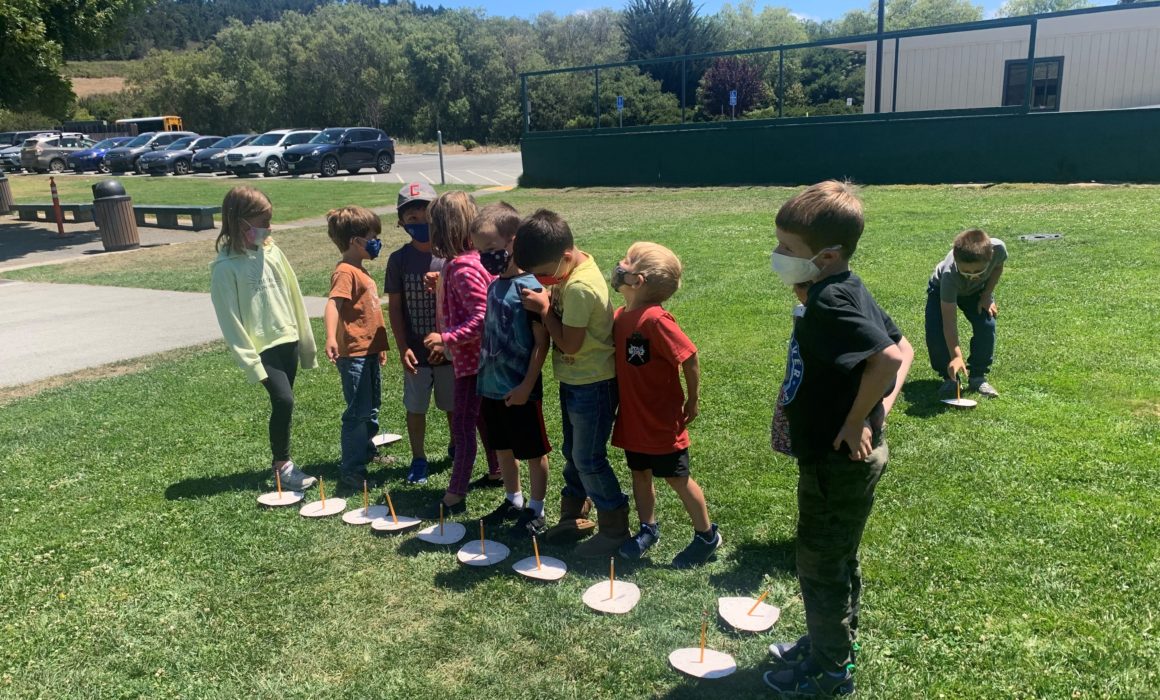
[505,318,550,407]
[521,287,587,355]
[431,265,488,350]
[940,301,967,379]
[682,352,700,426]
[978,264,1003,317]
[833,343,904,460]
[323,297,345,364]
[210,268,267,384]
[881,335,914,417]
[386,292,417,374]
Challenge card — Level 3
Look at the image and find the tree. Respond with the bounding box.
[696,56,771,117]
[883,0,984,29]
[997,0,1091,17]
[621,0,718,98]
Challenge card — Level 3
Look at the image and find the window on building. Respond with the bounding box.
[1003,57,1063,111]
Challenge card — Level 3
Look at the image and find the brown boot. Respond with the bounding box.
[544,495,595,544]
[573,503,631,559]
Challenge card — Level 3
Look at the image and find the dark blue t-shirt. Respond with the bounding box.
[478,273,543,400]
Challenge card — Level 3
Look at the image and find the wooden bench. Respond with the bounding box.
[13,203,95,224]
[133,205,221,231]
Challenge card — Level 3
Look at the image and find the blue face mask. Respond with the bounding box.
[479,249,510,275]
[364,238,382,260]
[403,223,429,243]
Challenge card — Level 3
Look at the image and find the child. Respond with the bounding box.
[421,191,500,517]
[763,182,911,697]
[472,203,552,535]
[925,228,1006,398]
[209,186,318,491]
[610,242,720,568]
[515,209,629,558]
[323,206,390,490]
[384,182,454,484]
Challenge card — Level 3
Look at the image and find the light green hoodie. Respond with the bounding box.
[209,240,318,383]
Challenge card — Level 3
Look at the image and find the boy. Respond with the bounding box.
[323,206,390,490]
[925,229,1006,398]
[384,182,454,484]
[515,209,630,558]
[610,242,720,568]
[472,203,553,535]
[763,182,911,697]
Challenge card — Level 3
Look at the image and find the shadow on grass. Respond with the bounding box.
[658,666,772,699]
[164,470,266,500]
[901,378,951,419]
[708,537,796,594]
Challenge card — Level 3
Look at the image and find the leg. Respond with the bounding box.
[924,286,952,380]
[365,356,381,462]
[476,412,502,480]
[959,294,996,379]
[665,475,711,533]
[497,449,520,495]
[406,412,427,460]
[632,470,657,525]
[402,367,433,460]
[527,455,549,503]
[444,374,481,501]
[336,356,373,480]
[560,380,625,512]
[557,384,586,501]
[259,342,299,467]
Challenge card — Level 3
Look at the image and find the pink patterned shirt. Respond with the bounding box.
[438,250,494,378]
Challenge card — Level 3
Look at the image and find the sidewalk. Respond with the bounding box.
[0,280,327,388]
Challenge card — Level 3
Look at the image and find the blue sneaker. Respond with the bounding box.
[406,458,429,485]
[671,524,721,569]
[770,637,858,669]
[620,522,659,560]
[763,657,855,697]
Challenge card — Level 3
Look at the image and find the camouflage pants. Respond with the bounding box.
[796,441,888,673]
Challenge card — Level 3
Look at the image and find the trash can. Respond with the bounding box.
[92,179,139,251]
[0,172,13,215]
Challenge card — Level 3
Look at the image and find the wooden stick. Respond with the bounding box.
[275,467,282,497]
[608,557,615,600]
[362,480,369,514]
[480,519,486,556]
[532,535,542,570]
[747,591,769,616]
[385,490,398,524]
[319,477,326,508]
[699,611,707,663]
[439,502,445,536]
[956,375,961,401]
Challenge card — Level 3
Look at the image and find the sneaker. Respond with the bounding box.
[420,497,466,520]
[339,471,378,491]
[671,524,721,569]
[769,635,812,667]
[968,377,999,398]
[511,508,547,538]
[406,458,429,485]
[275,461,316,490]
[762,658,855,697]
[482,498,522,526]
[937,379,958,399]
[468,474,504,491]
[619,522,660,560]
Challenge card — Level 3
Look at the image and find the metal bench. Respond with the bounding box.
[132,205,221,231]
[13,203,95,223]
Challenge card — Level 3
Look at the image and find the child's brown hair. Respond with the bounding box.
[952,228,994,264]
[471,202,520,241]
[775,180,864,258]
[625,241,682,304]
[429,191,478,259]
[217,186,272,255]
[326,206,382,252]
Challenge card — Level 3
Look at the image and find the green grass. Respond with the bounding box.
[1,185,1158,698]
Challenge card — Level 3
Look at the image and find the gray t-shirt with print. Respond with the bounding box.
[930,238,1007,303]
[384,243,445,366]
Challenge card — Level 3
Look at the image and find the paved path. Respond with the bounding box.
[0,280,327,388]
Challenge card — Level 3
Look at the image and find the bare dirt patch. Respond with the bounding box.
[71,78,126,98]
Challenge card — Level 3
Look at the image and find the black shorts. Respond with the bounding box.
[624,448,690,478]
[479,397,551,460]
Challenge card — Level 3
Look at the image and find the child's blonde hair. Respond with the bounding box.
[625,241,682,304]
[327,206,382,252]
[217,186,273,255]
[429,191,478,259]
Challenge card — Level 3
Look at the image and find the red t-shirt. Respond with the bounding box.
[611,304,697,455]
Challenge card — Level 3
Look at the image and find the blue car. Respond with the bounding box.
[67,137,133,174]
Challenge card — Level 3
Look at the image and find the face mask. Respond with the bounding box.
[479,249,510,275]
[534,258,569,287]
[403,223,429,243]
[363,238,382,260]
[770,246,839,286]
[610,265,637,291]
[244,226,270,247]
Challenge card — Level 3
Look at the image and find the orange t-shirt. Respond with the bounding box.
[329,261,390,357]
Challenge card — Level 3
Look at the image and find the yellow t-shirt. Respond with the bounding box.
[551,252,615,385]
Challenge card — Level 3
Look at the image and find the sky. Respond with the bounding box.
[431,0,1015,21]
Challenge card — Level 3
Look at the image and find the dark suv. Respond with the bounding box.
[103,131,197,174]
[282,127,395,177]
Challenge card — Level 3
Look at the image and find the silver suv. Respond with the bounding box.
[20,133,95,173]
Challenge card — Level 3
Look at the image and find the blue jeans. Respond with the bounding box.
[558,379,627,512]
[924,285,996,380]
[337,354,381,477]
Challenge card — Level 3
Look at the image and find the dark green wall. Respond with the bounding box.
[520,108,1160,187]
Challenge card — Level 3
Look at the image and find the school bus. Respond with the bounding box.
[114,116,185,135]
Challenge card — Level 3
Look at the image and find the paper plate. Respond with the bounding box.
[257,491,304,507]
[371,433,403,447]
[717,596,781,632]
[342,505,390,525]
[942,397,978,408]
[456,539,510,566]
[300,498,347,518]
[370,515,422,532]
[512,556,568,581]
[668,648,737,679]
[582,580,640,614]
[416,521,466,545]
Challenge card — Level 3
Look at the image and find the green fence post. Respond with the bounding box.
[681,59,687,124]
[778,50,784,118]
[595,68,601,129]
[521,74,529,133]
[1023,19,1038,113]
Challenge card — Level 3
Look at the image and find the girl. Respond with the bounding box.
[422,191,501,516]
[209,186,318,490]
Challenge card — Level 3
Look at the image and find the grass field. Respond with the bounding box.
[1,185,1158,698]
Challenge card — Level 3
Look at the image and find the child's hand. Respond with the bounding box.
[793,282,812,304]
[833,420,873,461]
[428,348,447,365]
[379,351,387,367]
[520,288,551,316]
[400,348,419,375]
[682,397,699,426]
[423,271,440,293]
[947,357,967,380]
[979,297,998,318]
[422,332,443,351]
[504,383,532,407]
[325,338,340,364]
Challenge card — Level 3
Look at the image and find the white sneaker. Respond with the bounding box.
[968,378,999,398]
[276,461,316,490]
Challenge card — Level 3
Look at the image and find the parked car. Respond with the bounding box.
[224,129,319,177]
[138,135,221,175]
[21,133,95,173]
[0,133,17,147]
[102,131,198,174]
[283,127,396,177]
[191,134,255,174]
[65,137,134,173]
[0,130,58,172]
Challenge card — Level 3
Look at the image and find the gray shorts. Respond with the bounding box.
[402,363,455,414]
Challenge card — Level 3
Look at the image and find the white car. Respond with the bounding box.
[224,129,319,177]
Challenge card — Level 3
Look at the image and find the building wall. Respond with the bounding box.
[865,7,1160,113]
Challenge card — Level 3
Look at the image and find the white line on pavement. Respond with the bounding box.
[466,169,504,186]
[395,173,404,183]
[445,171,466,184]
[418,171,435,184]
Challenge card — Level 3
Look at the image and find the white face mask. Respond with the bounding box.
[244,225,270,246]
[770,246,838,286]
